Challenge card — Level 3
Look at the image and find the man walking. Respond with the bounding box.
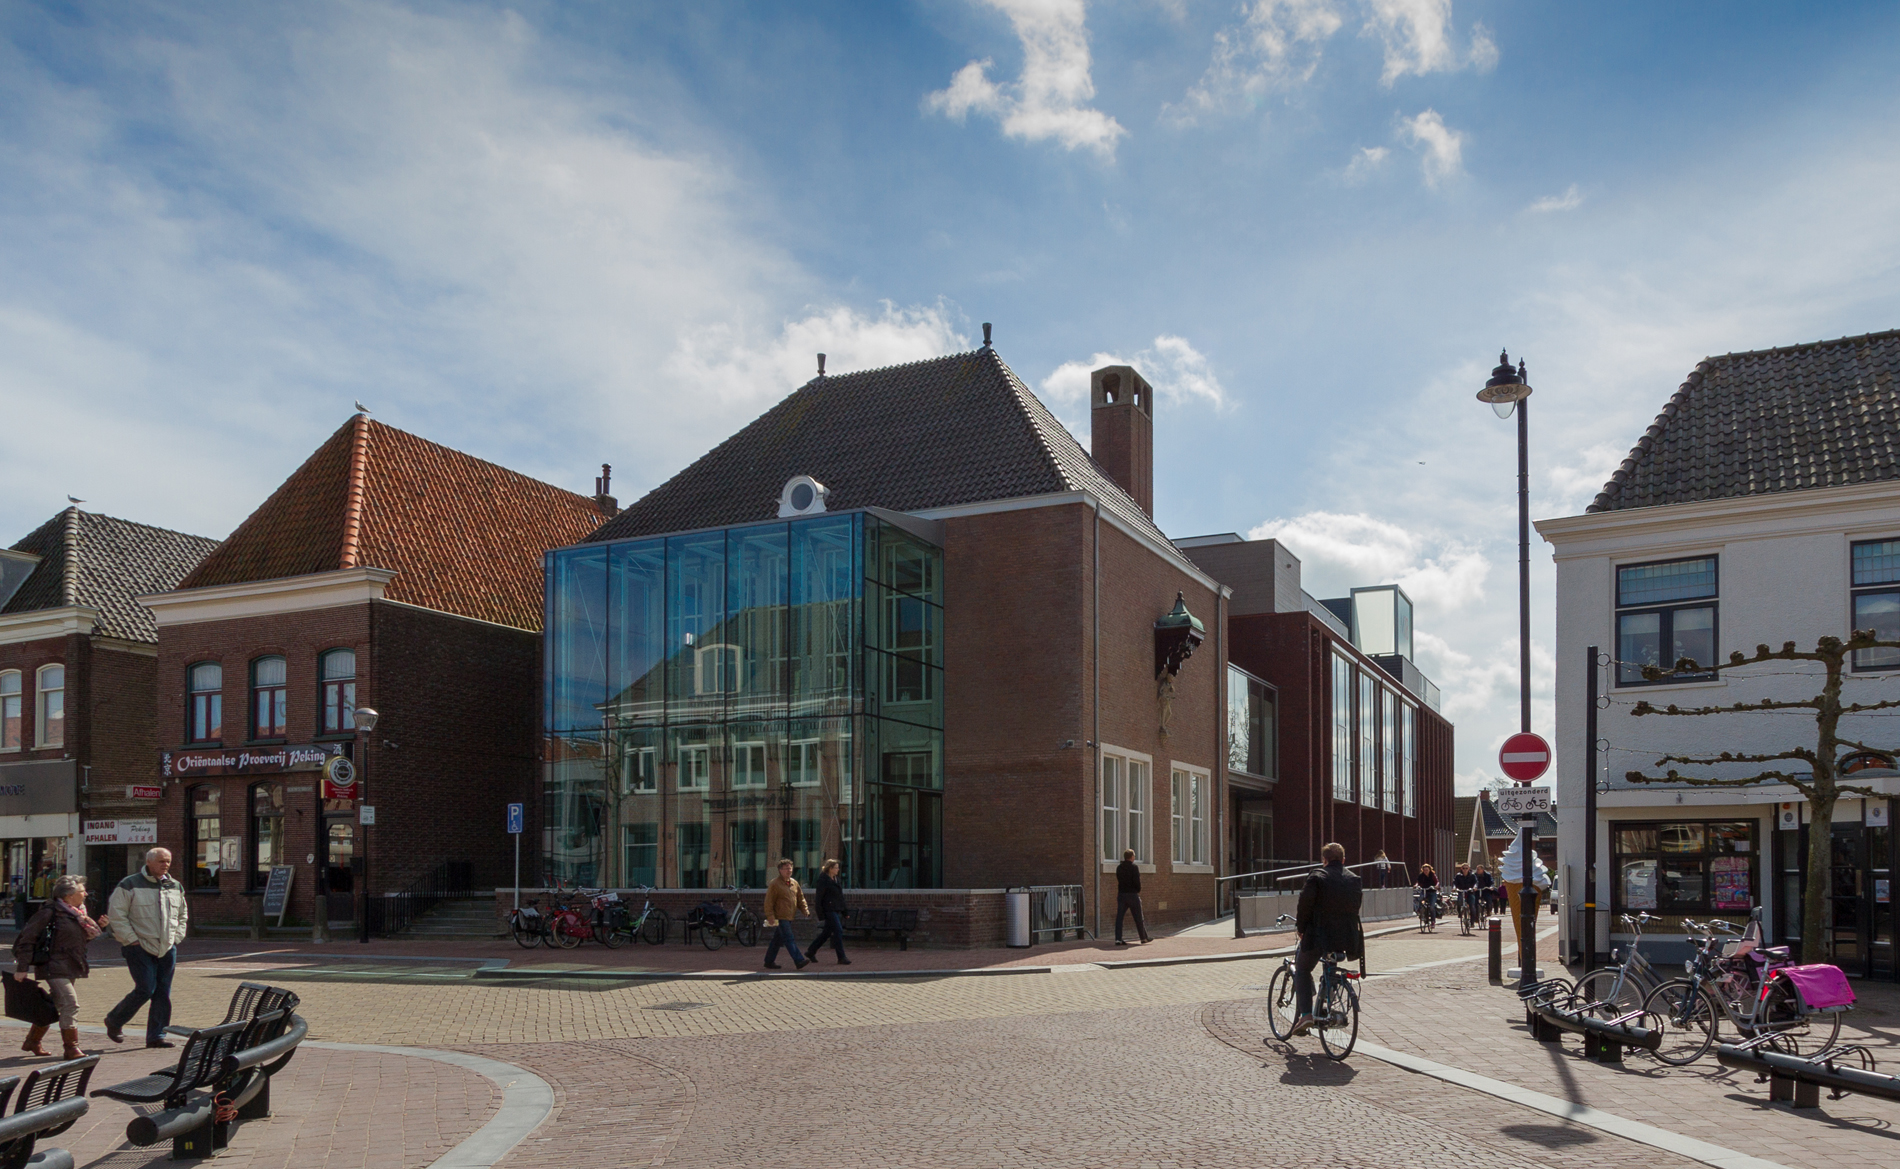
[761,858,810,971]
[1114,848,1152,945]
[1286,842,1363,1037]
[103,847,188,1048]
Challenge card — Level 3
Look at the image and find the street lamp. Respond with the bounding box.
[353,706,379,944]
[1477,352,1538,984]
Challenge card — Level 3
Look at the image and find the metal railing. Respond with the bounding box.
[1217,858,1417,937]
[1026,885,1088,940]
[367,861,476,937]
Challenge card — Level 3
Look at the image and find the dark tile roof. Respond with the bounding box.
[1589,329,1900,513]
[588,347,1168,546]
[178,417,605,631]
[4,510,219,643]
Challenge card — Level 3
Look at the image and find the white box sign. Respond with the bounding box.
[83,819,158,845]
[1493,786,1552,817]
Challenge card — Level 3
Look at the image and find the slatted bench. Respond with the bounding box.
[842,907,920,950]
[0,1055,98,1169]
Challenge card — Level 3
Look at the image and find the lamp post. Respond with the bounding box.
[353,706,379,944]
[1477,352,1538,984]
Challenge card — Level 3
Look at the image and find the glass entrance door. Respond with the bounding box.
[325,818,356,922]
[1872,811,1894,979]
[1832,822,1866,973]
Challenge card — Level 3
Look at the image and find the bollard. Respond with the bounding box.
[250,894,266,941]
[1488,916,1502,985]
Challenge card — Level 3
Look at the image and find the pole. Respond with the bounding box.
[358,740,370,944]
[1516,395,1535,988]
[312,776,329,943]
[514,830,521,913]
[1584,644,1599,968]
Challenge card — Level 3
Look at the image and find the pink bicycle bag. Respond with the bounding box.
[1779,963,1856,1012]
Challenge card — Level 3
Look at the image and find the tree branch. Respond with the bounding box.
[1630,698,1818,717]
[1838,697,1900,715]
[1635,633,1900,683]
[1654,749,1816,766]
[1623,768,1812,790]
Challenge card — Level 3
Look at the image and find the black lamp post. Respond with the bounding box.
[354,705,379,944]
[1477,353,1539,984]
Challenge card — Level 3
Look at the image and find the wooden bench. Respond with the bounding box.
[0,1055,98,1169]
[842,907,920,950]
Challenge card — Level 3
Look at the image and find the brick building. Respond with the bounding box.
[542,343,1457,943]
[0,508,217,911]
[140,415,605,929]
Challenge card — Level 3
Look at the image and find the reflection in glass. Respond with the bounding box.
[608,540,666,724]
[547,547,609,733]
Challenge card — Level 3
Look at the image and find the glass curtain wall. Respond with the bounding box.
[543,513,942,889]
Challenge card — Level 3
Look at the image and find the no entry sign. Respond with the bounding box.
[1498,732,1551,782]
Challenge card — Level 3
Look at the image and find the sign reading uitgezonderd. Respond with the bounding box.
[161,743,341,779]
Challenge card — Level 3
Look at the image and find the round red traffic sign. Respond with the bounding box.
[1498,732,1551,782]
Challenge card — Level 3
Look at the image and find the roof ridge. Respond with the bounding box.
[340,414,371,568]
[59,507,80,607]
[1700,327,1900,364]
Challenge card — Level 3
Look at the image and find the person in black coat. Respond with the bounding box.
[806,860,852,965]
[1115,849,1152,945]
[1290,843,1363,1033]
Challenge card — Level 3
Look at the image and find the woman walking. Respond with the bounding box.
[807,859,851,965]
[12,875,108,1058]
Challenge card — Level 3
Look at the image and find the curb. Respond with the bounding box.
[1093,921,1423,970]
[472,963,1058,983]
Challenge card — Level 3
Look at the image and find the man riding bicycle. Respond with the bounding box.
[1290,842,1364,1036]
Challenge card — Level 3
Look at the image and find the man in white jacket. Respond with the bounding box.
[103,847,189,1048]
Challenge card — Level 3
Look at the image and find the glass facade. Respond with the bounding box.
[542,513,944,889]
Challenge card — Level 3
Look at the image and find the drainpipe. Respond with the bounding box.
[1091,497,1102,940]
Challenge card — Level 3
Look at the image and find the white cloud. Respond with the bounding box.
[1528,184,1585,213]
[1343,144,1390,183]
[667,302,967,407]
[1245,511,1490,612]
[924,0,1126,158]
[1363,0,1498,86]
[1170,0,1344,121]
[1402,108,1464,186]
[1039,334,1231,421]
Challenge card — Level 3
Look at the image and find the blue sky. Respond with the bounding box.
[5,1,1900,792]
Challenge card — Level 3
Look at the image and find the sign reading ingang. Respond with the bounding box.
[84,820,158,845]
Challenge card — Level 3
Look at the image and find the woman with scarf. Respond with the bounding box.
[12,875,108,1058]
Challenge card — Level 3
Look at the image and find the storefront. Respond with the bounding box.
[158,743,344,920]
[1770,797,1895,980]
[0,758,79,921]
[543,510,944,890]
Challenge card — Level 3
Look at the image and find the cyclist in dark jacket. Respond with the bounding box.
[806,860,851,965]
[1452,864,1479,929]
[1290,843,1363,1034]
[1473,865,1496,915]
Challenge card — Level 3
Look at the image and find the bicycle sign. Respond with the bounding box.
[1494,786,1552,816]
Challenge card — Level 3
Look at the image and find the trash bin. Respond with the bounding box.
[1006,887,1031,948]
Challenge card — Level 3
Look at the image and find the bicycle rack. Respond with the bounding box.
[1521,984,1663,1064]
[1715,1042,1900,1109]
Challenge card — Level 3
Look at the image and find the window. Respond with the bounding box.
[677,822,710,888]
[622,823,658,887]
[1851,539,1900,671]
[783,817,822,883]
[1381,687,1399,813]
[620,746,656,795]
[1171,767,1209,868]
[1616,556,1718,685]
[321,649,356,733]
[1611,819,1757,914]
[1401,702,1417,818]
[678,744,710,791]
[189,785,221,889]
[250,782,285,891]
[0,671,19,750]
[697,644,740,695]
[188,662,222,742]
[34,665,63,749]
[1227,666,1275,778]
[731,741,768,789]
[731,818,768,887]
[251,656,287,740]
[1358,671,1377,808]
[1100,749,1151,864]
[1331,653,1354,802]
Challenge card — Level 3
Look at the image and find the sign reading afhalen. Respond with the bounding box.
[83,820,158,845]
[161,743,340,778]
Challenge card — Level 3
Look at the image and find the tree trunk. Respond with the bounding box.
[1801,788,1834,963]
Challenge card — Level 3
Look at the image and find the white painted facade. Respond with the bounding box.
[1537,479,1900,962]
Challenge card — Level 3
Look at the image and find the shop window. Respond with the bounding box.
[731,741,768,789]
[1331,653,1354,802]
[622,823,658,888]
[321,649,356,733]
[1100,749,1151,864]
[189,785,221,890]
[1171,767,1209,868]
[251,656,287,740]
[34,665,63,749]
[188,662,222,743]
[0,671,19,751]
[1616,556,1718,685]
[250,782,285,891]
[1612,819,1757,914]
[1851,539,1900,671]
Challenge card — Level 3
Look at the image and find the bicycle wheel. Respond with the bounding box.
[1263,964,1299,1041]
[701,921,726,951]
[735,910,760,948]
[1643,979,1719,1066]
[1317,978,1359,1060]
[642,908,670,946]
[511,916,539,950]
[1573,967,1642,1021]
[555,917,584,949]
[597,910,625,948]
[1759,977,1840,1055]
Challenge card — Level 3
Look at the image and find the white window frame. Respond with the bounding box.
[620,746,656,795]
[696,643,741,695]
[1171,764,1212,872]
[35,665,63,750]
[731,740,768,789]
[1100,745,1154,870]
[0,670,19,752]
[788,738,823,787]
[677,744,711,791]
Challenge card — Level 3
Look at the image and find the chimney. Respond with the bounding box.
[593,463,618,517]
[1090,365,1153,516]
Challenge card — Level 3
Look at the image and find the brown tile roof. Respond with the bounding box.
[1589,329,1900,512]
[588,346,1169,545]
[178,417,604,630]
[5,510,219,643]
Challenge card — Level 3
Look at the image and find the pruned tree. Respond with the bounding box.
[1624,630,1900,962]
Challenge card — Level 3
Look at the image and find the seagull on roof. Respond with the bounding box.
[67,496,84,505]
[354,400,372,414]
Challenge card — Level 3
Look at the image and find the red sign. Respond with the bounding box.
[126,786,161,800]
[1498,732,1551,782]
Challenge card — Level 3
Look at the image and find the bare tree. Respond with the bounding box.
[1624,630,1900,962]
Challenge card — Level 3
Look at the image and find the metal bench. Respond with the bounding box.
[1716,1039,1900,1109]
[165,981,298,1039]
[0,1056,97,1169]
[843,907,920,951]
[92,1019,249,1159]
[1519,980,1662,1064]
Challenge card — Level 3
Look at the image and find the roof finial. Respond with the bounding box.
[982,322,992,349]
[817,353,826,377]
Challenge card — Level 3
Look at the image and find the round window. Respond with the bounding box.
[790,483,814,510]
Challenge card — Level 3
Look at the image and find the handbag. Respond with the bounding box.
[3,974,58,1027]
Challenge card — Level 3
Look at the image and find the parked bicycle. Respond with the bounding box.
[1570,912,1663,1021]
[596,885,671,947]
[683,886,761,951]
[509,897,552,949]
[1641,909,1845,1066]
[1262,914,1362,1060]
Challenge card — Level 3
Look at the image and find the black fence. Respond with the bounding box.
[365,861,476,937]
